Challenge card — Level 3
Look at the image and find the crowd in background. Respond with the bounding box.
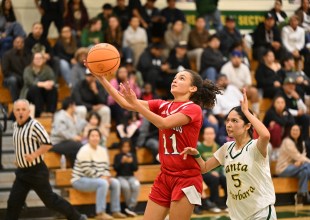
[1,0,310,216]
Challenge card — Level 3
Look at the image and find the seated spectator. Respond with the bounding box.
[195,127,227,213]
[2,36,32,101]
[137,42,166,91]
[53,25,79,87]
[200,34,226,82]
[218,15,242,59]
[255,49,284,99]
[70,47,88,87]
[164,19,190,57]
[282,15,305,60]
[295,0,310,45]
[252,12,286,62]
[108,66,141,124]
[269,0,287,27]
[72,69,111,131]
[113,138,140,217]
[71,128,126,220]
[82,111,109,146]
[80,17,103,48]
[159,41,190,99]
[187,16,209,72]
[275,124,310,205]
[212,74,243,145]
[113,0,130,31]
[125,60,144,88]
[64,0,89,41]
[263,95,295,149]
[135,115,159,164]
[97,3,114,33]
[220,50,260,115]
[122,16,148,67]
[20,52,57,117]
[140,83,157,101]
[50,97,86,166]
[24,22,60,78]
[277,76,309,141]
[160,0,186,37]
[1,0,16,22]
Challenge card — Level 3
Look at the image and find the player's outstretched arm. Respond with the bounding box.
[240,88,270,157]
[180,147,220,174]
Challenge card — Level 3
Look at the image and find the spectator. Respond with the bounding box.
[2,36,32,101]
[212,74,243,145]
[1,0,16,22]
[108,66,141,124]
[220,50,260,115]
[97,3,114,33]
[113,0,130,31]
[164,19,190,56]
[263,95,295,149]
[160,0,186,35]
[282,15,305,60]
[195,0,222,32]
[200,34,226,82]
[70,47,88,87]
[187,16,209,72]
[277,76,309,141]
[71,128,126,220]
[20,52,58,118]
[64,0,89,40]
[34,0,66,39]
[141,83,157,101]
[269,0,288,26]
[295,0,310,44]
[80,17,103,48]
[125,60,144,88]
[123,16,148,67]
[196,127,227,213]
[113,138,140,217]
[72,69,111,130]
[82,111,109,146]
[135,115,159,164]
[24,22,60,77]
[218,15,242,58]
[255,49,284,99]
[275,124,310,205]
[137,42,166,90]
[252,12,286,62]
[50,97,86,166]
[53,25,79,87]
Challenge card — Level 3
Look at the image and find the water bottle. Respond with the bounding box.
[60,154,66,170]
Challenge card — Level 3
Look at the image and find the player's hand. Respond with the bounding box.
[240,88,249,113]
[119,81,138,105]
[180,147,199,160]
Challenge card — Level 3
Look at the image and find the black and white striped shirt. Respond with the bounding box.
[13,118,52,168]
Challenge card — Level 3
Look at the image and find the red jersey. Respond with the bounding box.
[148,100,203,177]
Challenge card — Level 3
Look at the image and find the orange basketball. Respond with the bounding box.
[86,43,120,76]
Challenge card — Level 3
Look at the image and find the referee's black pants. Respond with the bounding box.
[4,162,81,220]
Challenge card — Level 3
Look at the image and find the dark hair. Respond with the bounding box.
[288,124,304,153]
[119,137,133,149]
[87,128,102,139]
[86,111,101,125]
[62,97,75,110]
[186,69,221,109]
[102,3,113,10]
[227,106,254,138]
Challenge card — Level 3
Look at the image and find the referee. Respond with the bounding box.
[4,99,87,220]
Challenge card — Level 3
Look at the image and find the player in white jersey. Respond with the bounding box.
[181,88,277,220]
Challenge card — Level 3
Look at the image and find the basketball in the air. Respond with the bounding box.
[86,43,120,76]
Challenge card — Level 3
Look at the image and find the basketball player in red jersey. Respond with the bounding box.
[90,68,221,220]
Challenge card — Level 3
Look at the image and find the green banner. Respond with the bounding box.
[185,10,267,30]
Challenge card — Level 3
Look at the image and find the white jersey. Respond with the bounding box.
[214,139,276,220]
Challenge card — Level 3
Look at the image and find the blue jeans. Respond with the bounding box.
[3,75,22,101]
[278,163,310,194]
[59,59,72,86]
[204,9,223,32]
[72,177,121,214]
[201,67,218,82]
[117,176,140,209]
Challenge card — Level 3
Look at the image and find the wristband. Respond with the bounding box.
[193,153,201,158]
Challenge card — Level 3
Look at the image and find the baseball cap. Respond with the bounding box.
[283,76,295,84]
[226,15,236,22]
[176,41,188,49]
[265,12,275,20]
[230,50,243,57]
